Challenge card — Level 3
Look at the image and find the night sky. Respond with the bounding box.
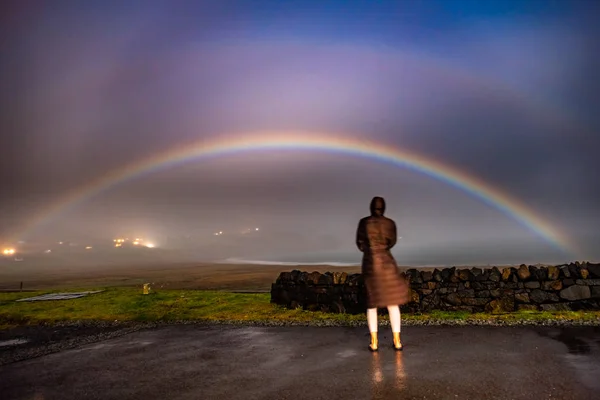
[1,0,599,265]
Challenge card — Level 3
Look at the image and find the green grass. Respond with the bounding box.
[0,287,599,330]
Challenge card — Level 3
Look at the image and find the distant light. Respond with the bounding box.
[44,249,52,253]
[145,243,155,248]
[58,241,63,245]
[85,246,92,250]
[133,241,139,245]
[2,248,15,256]
[255,228,259,231]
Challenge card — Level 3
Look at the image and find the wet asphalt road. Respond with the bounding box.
[1,325,600,400]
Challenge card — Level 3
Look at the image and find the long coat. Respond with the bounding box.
[356,197,410,309]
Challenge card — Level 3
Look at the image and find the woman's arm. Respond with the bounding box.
[356,219,366,252]
[387,220,397,250]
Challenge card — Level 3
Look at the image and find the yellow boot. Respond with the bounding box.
[393,332,403,351]
[369,332,378,352]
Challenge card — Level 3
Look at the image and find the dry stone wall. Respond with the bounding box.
[270,262,600,314]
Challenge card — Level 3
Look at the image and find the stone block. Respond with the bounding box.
[422,271,434,282]
[440,268,454,281]
[541,281,562,291]
[307,271,321,285]
[422,294,441,311]
[457,289,475,298]
[558,265,570,278]
[568,299,600,311]
[332,272,348,285]
[517,265,531,280]
[540,303,571,312]
[560,285,591,301]
[546,266,559,280]
[530,289,559,304]
[462,297,490,306]
[485,297,514,313]
[515,293,530,303]
[446,292,462,306]
[587,263,600,279]
[318,274,333,285]
[524,281,540,289]
[409,289,420,303]
[489,268,501,282]
[530,266,547,281]
[575,279,600,286]
[562,279,575,287]
[580,269,589,279]
[458,269,473,281]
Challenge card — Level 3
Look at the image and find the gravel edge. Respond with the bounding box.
[1,317,599,366]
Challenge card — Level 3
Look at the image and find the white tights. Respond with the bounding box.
[367,306,401,333]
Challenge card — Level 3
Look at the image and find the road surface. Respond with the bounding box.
[1,325,599,399]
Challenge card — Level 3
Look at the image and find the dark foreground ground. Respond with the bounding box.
[1,325,600,400]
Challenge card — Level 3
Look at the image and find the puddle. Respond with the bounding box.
[337,349,358,358]
[0,338,30,347]
[558,334,592,355]
[16,290,105,302]
[536,328,592,355]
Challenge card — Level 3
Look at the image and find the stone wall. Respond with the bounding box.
[270,262,600,314]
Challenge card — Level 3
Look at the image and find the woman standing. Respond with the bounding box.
[356,196,410,351]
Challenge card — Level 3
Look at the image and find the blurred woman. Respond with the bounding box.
[356,196,410,351]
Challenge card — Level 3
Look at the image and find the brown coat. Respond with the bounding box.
[356,197,410,309]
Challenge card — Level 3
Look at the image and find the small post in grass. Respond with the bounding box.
[143,283,151,295]
[20,281,23,292]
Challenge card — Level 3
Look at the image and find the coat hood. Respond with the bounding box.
[370,196,386,216]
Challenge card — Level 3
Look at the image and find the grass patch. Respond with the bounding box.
[0,288,363,328]
[1,287,599,330]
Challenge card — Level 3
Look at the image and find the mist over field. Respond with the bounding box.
[1,1,599,267]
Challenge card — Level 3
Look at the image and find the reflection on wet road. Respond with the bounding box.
[370,350,406,398]
[1,325,599,399]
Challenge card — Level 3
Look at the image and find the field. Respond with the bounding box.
[2,260,598,329]
[2,287,599,331]
[0,261,364,292]
[0,258,518,292]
